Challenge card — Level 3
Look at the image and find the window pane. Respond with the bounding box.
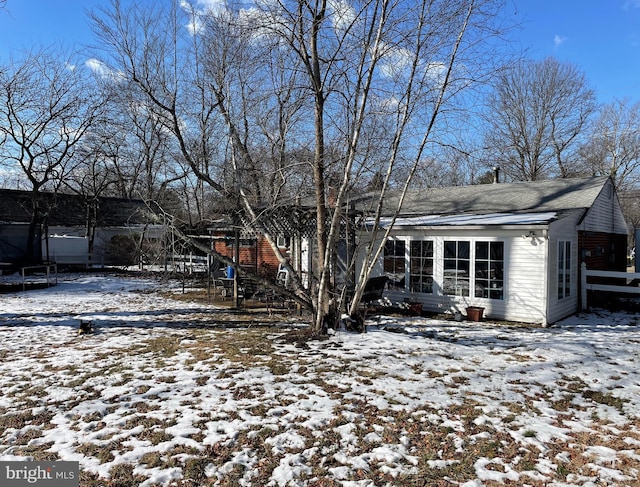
[411,241,420,257]
[409,240,434,295]
[476,242,488,260]
[444,240,470,297]
[490,243,503,260]
[444,241,456,258]
[423,241,434,257]
[475,261,489,278]
[474,241,504,300]
[384,240,406,289]
[558,241,571,300]
[459,241,470,258]
[384,240,395,255]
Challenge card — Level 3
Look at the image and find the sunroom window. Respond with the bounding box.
[558,240,571,299]
[475,241,504,300]
[443,240,470,296]
[384,239,406,289]
[410,240,434,294]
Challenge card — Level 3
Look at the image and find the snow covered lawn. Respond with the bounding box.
[1,273,639,486]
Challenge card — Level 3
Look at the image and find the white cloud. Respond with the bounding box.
[554,34,567,48]
[328,0,356,32]
[180,1,204,35]
[85,58,109,76]
[0,165,23,189]
[187,15,204,35]
[181,0,228,35]
[378,42,447,86]
[85,58,124,82]
[378,42,414,78]
[196,0,226,14]
[425,61,446,80]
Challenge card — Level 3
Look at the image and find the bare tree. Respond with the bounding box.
[90,0,510,333]
[482,57,596,181]
[0,49,105,262]
[66,87,184,203]
[579,98,640,191]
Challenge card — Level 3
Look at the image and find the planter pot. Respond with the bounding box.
[408,302,423,316]
[465,306,485,322]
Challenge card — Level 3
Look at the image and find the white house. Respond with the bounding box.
[0,189,163,268]
[356,176,628,325]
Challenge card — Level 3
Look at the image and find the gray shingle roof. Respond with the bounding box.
[0,190,155,226]
[362,176,610,218]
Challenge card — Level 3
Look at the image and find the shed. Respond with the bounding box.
[356,176,628,325]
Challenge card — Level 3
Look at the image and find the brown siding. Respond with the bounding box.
[578,231,627,272]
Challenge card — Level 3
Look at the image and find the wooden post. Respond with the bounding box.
[233,228,240,308]
[581,262,587,311]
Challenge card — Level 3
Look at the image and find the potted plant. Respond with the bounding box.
[465,306,485,322]
[405,296,423,316]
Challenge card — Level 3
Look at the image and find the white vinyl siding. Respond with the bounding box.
[546,216,580,324]
[503,233,547,323]
[580,179,628,234]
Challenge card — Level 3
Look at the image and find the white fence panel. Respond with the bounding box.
[580,262,640,310]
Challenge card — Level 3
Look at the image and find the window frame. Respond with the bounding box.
[383,239,406,290]
[443,240,471,297]
[409,239,434,294]
[474,241,504,300]
[381,237,506,301]
[558,240,572,300]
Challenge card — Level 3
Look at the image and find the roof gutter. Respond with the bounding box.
[379,224,551,232]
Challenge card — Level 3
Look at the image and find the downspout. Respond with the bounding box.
[541,226,549,327]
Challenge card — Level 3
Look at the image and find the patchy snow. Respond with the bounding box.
[0,273,639,486]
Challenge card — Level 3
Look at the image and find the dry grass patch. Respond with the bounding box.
[507,353,535,362]
[582,389,627,411]
[450,375,471,385]
[0,408,54,433]
[133,401,160,413]
[184,344,220,364]
[139,451,163,468]
[13,443,59,462]
[132,335,181,357]
[107,463,148,487]
[76,441,118,463]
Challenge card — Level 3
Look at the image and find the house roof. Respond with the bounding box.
[359,176,612,227]
[0,189,156,227]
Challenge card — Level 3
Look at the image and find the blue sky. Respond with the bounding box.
[0,1,639,104]
[512,0,640,103]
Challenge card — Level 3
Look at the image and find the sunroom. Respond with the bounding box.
[354,176,628,325]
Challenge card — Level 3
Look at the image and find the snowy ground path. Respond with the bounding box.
[1,274,639,486]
